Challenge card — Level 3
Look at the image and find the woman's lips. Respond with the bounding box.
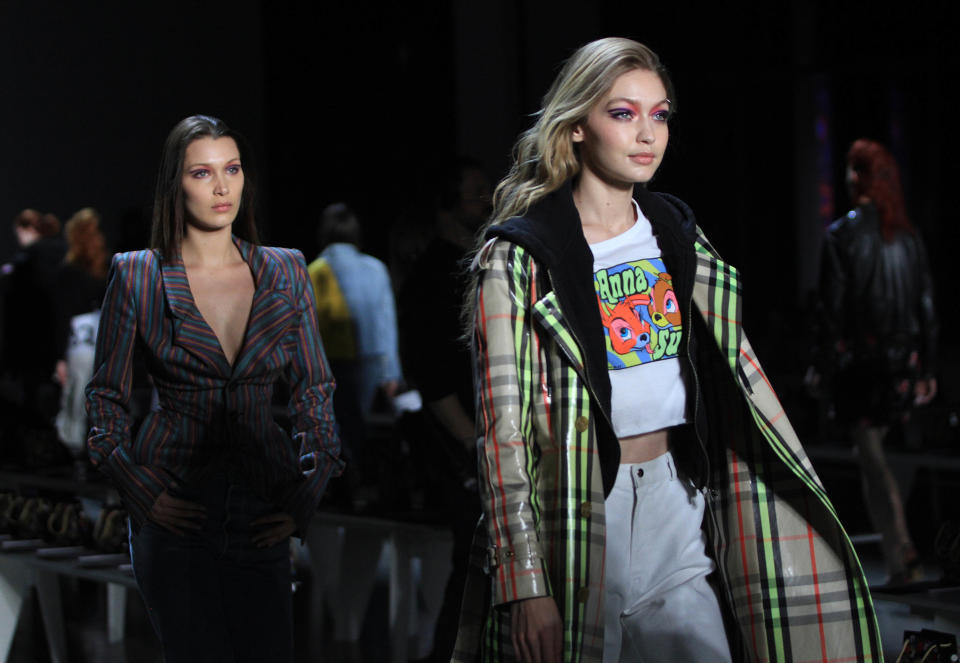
[212,203,233,212]
[630,154,655,165]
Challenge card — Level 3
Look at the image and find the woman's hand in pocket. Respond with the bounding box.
[149,489,206,536]
[251,512,296,548]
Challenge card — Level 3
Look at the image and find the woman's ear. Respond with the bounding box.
[571,124,585,143]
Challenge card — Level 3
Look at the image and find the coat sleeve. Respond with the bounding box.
[914,234,939,376]
[278,250,344,537]
[474,240,550,606]
[86,253,173,526]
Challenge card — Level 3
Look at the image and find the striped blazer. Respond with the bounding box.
[452,184,882,662]
[86,237,342,536]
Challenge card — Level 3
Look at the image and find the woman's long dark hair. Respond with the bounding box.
[847,138,913,242]
[150,115,259,260]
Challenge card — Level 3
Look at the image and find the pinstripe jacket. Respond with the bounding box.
[86,237,342,536]
[452,183,882,662]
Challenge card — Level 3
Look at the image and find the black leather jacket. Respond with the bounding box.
[818,203,938,377]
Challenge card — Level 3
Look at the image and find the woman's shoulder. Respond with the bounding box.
[473,236,536,278]
[256,245,306,265]
[830,205,881,233]
[252,245,310,290]
[828,208,859,233]
[109,249,161,272]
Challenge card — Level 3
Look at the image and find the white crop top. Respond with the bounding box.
[589,200,688,437]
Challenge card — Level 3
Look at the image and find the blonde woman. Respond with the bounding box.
[453,38,881,663]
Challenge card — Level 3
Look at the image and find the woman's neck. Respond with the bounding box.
[180,226,241,268]
[573,171,636,241]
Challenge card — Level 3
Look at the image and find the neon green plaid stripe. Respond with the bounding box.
[694,229,882,661]
[751,433,789,661]
[510,247,542,531]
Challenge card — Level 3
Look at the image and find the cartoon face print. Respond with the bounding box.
[598,293,652,355]
[594,258,683,369]
[648,272,680,328]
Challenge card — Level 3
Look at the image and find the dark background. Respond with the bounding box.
[1,1,958,428]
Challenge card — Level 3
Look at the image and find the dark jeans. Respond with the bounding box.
[129,467,293,663]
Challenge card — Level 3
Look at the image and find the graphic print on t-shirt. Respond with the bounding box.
[594,258,682,369]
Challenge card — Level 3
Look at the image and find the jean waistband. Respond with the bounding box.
[615,451,676,488]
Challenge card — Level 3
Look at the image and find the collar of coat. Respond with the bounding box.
[485,180,699,493]
[158,236,298,377]
[160,236,291,313]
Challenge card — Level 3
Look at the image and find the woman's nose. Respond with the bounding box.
[637,120,654,144]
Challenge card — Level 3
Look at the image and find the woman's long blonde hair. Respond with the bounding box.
[489,37,673,224]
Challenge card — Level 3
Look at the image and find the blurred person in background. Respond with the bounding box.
[0,209,66,462]
[306,202,402,659]
[814,138,939,585]
[308,201,401,506]
[398,157,489,662]
[53,207,109,456]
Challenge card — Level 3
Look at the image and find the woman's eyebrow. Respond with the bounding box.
[184,156,241,169]
[606,97,671,107]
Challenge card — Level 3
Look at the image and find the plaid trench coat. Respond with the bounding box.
[451,184,882,663]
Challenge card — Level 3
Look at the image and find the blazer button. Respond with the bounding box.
[579,501,591,518]
[577,587,590,603]
[574,416,589,433]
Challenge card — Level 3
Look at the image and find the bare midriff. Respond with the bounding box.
[619,428,669,464]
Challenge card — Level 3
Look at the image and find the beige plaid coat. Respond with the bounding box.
[452,184,882,663]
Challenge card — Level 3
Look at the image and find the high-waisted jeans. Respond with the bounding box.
[129,467,293,663]
[603,452,731,663]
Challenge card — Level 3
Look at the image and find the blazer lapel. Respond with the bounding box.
[161,256,234,376]
[230,239,299,379]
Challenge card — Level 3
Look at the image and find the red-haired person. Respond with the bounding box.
[817,138,939,584]
[53,208,109,454]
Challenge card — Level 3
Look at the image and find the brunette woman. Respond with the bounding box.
[452,38,882,663]
[86,115,341,662]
